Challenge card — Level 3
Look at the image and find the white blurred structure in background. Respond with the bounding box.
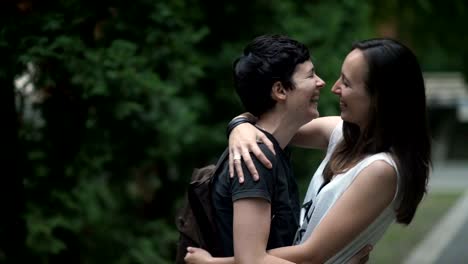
[424,72,468,190]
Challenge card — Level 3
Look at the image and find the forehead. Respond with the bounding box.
[293,60,313,75]
[342,49,368,81]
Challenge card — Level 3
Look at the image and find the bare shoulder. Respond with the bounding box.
[344,159,398,207]
[359,159,397,186]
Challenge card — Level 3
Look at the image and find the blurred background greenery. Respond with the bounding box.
[1,0,467,263]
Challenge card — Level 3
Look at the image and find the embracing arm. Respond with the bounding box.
[185,198,294,264]
[228,116,341,180]
[185,186,377,264]
[268,161,397,263]
[185,249,234,264]
[290,116,341,149]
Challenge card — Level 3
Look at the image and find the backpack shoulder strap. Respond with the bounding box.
[213,148,229,175]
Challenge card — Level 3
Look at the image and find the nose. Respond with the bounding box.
[316,75,325,89]
[331,79,341,95]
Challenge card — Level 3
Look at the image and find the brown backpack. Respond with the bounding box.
[175,150,228,263]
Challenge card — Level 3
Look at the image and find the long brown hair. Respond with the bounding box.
[323,39,431,225]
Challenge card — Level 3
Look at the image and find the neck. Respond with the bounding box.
[256,110,306,149]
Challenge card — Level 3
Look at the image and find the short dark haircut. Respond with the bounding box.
[324,38,431,224]
[232,35,310,117]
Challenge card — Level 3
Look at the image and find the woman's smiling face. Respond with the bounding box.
[331,49,371,129]
[285,60,326,122]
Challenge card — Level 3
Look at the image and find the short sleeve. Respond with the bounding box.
[231,144,277,203]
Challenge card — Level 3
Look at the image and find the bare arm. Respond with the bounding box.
[268,161,397,263]
[185,243,371,264]
[185,248,235,264]
[184,198,293,264]
[290,116,342,149]
[228,116,341,181]
[233,198,295,264]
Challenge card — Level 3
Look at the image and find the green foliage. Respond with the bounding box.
[5,0,464,263]
[370,0,468,79]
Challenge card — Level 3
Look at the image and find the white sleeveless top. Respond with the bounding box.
[293,121,401,263]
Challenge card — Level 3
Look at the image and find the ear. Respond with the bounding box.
[271,81,287,102]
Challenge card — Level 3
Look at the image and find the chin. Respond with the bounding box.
[310,107,319,115]
[340,116,360,126]
[309,112,319,120]
[340,112,348,121]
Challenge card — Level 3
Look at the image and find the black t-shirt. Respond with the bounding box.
[212,131,300,257]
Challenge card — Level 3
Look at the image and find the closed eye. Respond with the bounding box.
[308,69,316,78]
[341,74,351,87]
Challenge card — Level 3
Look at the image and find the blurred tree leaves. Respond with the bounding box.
[2,0,372,262]
[2,0,466,263]
[370,0,468,79]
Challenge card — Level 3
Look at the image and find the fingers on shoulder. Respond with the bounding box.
[256,144,277,164]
